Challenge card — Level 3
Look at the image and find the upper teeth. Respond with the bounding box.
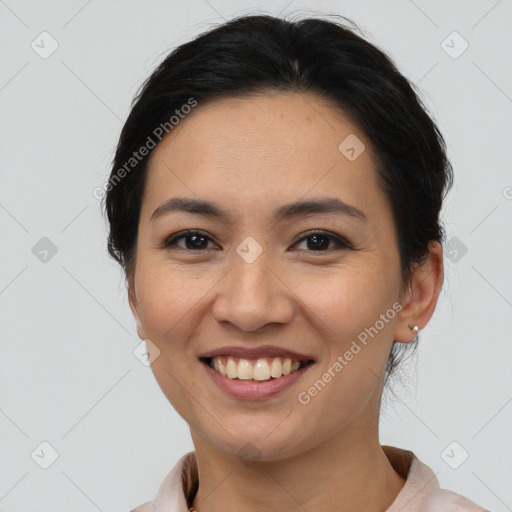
[210,356,303,381]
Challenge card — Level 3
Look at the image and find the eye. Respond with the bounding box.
[161,230,217,251]
[160,229,353,253]
[291,230,352,252]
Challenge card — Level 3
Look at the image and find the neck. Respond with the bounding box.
[190,424,406,512]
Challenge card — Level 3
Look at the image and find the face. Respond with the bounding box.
[129,92,408,460]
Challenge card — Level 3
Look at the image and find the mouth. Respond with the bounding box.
[199,356,315,382]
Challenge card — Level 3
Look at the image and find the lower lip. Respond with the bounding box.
[201,360,314,400]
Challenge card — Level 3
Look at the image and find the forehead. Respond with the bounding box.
[142,92,384,222]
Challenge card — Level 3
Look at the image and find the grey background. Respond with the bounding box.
[1,0,511,510]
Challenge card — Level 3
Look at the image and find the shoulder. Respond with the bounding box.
[129,451,197,512]
[412,462,488,511]
[383,446,488,512]
[422,488,489,511]
[130,501,154,512]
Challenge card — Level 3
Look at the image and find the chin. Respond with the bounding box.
[202,424,310,463]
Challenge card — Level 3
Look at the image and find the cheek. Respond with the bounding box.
[134,264,212,417]
[135,260,213,338]
[297,358,382,441]
[296,263,398,341]
[295,272,396,431]
[294,264,398,396]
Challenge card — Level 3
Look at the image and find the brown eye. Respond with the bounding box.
[162,230,215,251]
[292,230,352,252]
[160,229,352,253]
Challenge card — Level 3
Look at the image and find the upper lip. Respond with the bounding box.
[199,345,315,362]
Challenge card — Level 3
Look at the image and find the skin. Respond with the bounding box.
[128,91,444,512]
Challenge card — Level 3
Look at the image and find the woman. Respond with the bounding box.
[102,14,487,512]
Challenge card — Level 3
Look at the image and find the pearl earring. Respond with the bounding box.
[408,324,419,334]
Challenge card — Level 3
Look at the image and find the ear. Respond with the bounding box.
[128,286,147,340]
[394,241,444,343]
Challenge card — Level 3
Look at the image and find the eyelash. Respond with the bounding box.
[160,229,353,253]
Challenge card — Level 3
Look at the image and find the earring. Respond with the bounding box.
[408,324,419,334]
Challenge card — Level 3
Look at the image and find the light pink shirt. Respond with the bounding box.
[131,445,488,511]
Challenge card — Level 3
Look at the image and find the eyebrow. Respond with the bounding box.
[150,196,368,224]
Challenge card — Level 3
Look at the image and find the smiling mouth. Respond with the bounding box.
[200,356,315,381]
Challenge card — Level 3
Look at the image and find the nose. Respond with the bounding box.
[212,250,295,333]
